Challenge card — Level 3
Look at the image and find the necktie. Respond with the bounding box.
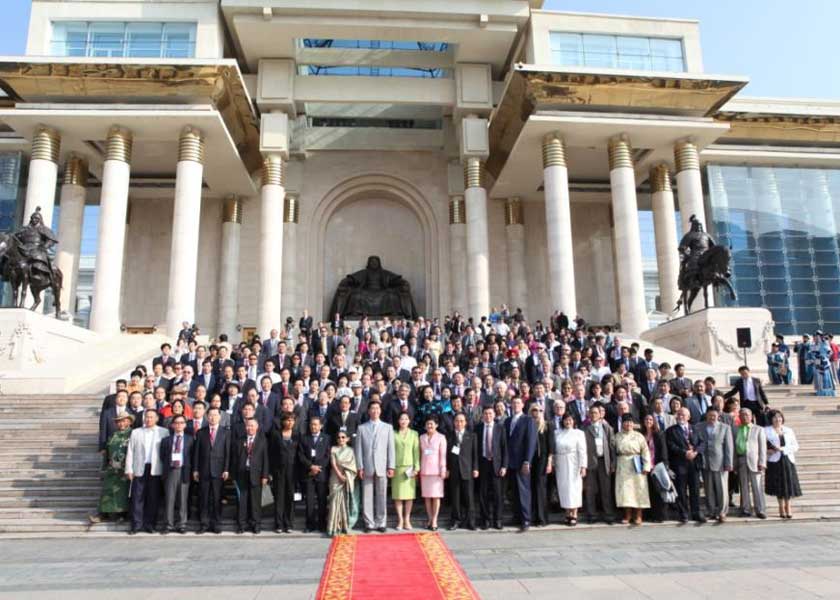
[173,435,182,467]
[194,419,200,432]
[210,427,217,446]
[247,437,253,461]
[484,426,492,460]
[262,392,268,406]
[658,416,664,430]
[457,431,463,445]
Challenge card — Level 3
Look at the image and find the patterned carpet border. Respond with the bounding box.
[417,533,481,600]
[315,534,357,600]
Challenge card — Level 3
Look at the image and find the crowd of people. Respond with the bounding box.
[92,307,803,535]
[768,331,840,397]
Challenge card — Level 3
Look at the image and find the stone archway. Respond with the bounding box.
[308,173,442,319]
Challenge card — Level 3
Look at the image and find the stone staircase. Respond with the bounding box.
[0,387,836,534]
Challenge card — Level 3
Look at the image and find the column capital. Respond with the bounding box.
[463,158,484,189]
[178,126,206,164]
[284,194,299,224]
[105,127,133,163]
[62,155,88,187]
[449,195,465,225]
[262,154,285,187]
[649,164,672,193]
[504,197,524,226]
[542,133,566,168]
[31,126,61,163]
[222,195,242,224]
[674,140,700,172]
[608,135,633,170]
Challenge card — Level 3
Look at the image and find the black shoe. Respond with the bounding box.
[519,522,530,532]
[430,526,438,532]
[479,522,488,531]
[466,524,476,531]
[377,527,386,533]
[740,510,753,518]
[128,528,137,536]
[161,527,172,535]
[197,527,206,535]
[212,526,222,534]
[176,527,186,534]
[448,523,460,531]
[362,526,370,534]
[253,528,261,535]
[757,512,767,520]
[283,527,291,533]
[695,516,707,524]
[143,526,154,534]
[274,527,283,534]
[494,522,503,530]
[678,517,688,524]
[236,527,244,534]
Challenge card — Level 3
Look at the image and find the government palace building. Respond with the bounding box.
[0,0,839,363]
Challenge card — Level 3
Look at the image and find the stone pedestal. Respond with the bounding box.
[640,307,775,382]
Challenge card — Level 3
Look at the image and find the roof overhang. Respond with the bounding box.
[0,106,257,196]
[488,64,748,182]
[714,98,840,146]
[0,57,262,175]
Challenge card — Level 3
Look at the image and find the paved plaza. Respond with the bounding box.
[1,521,839,599]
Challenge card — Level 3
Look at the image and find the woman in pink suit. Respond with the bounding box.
[419,415,447,531]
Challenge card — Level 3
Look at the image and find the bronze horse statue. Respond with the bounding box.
[674,215,736,315]
[0,209,64,318]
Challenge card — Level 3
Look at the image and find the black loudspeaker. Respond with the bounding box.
[736,328,752,349]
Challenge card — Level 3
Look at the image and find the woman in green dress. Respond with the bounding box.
[392,412,420,530]
[90,411,134,524]
[326,431,358,536]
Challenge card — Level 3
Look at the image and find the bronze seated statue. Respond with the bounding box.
[329,255,418,319]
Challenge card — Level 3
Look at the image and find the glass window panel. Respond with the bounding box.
[772,309,793,323]
[650,38,684,59]
[785,236,812,251]
[126,22,163,58]
[89,22,125,58]
[51,21,88,56]
[786,250,813,265]
[163,22,195,58]
[818,280,840,295]
[793,308,821,322]
[765,293,793,307]
[788,264,815,278]
[733,250,758,264]
[550,33,583,66]
[616,36,651,70]
[582,35,617,68]
[734,277,761,293]
[757,236,784,251]
[797,322,822,333]
[736,293,765,307]
[734,264,760,278]
[763,278,792,293]
[758,250,786,264]
[820,309,840,322]
[788,278,817,293]
[792,293,817,307]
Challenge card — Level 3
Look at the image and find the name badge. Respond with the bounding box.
[424,448,433,456]
[311,448,317,458]
[171,451,183,462]
[340,426,347,432]
[451,446,460,456]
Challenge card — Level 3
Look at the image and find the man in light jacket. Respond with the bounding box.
[735,407,767,518]
[355,401,395,532]
[696,407,734,522]
[125,409,169,534]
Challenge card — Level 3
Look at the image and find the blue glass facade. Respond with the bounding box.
[549,32,685,72]
[707,164,840,335]
[50,22,196,58]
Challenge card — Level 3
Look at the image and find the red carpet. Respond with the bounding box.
[316,532,480,600]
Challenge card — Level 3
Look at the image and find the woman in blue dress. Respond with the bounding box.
[767,343,792,385]
[810,332,836,397]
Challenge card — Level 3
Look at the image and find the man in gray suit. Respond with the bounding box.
[125,409,169,534]
[583,404,616,524]
[735,407,767,518]
[696,407,734,522]
[355,401,395,532]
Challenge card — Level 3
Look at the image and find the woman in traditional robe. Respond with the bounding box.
[326,431,358,536]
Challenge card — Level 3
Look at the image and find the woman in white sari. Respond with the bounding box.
[548,413,587,526]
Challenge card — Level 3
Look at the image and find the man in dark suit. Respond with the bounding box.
[99,390,130,452]
[666,407,706,523]
[724,365,770,425]
[447,413,478,530]
[160,415,194,534]
[325,395,360,444]
[386,384,415,429]
[192,407,231,534]
[504,397,537,531]
[297,414,331,532]
[100,379,127,411]
[299,310,313,341]
[152,343,177,370]
[524,349,545,385]
[566,394,588,429]
[583,404,616,523]
[197,361,216,397]
[255,377,280,419]
[475,406,507,529]
[233,417,269,533]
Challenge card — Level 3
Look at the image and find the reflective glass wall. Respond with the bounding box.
[707,164,840,335]
[0,152,24,306]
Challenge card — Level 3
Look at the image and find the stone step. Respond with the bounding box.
[0,507,93,519]
[0,496,97,508]
[0,485,100,498]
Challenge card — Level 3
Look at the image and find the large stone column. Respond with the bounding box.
[542,133,577,318]
[448,195,468,315]
[281,194,299,323]
[608,136,648,336]
[23,126,60,227]
[89,127,132,335]
[55,156,87,316]
[464,158,490,319]
[258,154,285,338]
[217,195,241,338]
[675,140,714,309]
[504,197,528,316]
[165,127,205,336]
[674,140,707,233]
[650,164,680,315]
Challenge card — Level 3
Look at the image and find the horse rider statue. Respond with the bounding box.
[675,214,736,315]
[0,207,64,316]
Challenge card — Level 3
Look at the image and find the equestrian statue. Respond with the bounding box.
[675,214,736,315]
[0,207,64,317]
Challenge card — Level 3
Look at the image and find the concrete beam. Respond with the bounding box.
[296,47,454,70]
[295,75,455,106]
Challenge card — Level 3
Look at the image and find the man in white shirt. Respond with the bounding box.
[590,356,612,382]
[125,409,169,534]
